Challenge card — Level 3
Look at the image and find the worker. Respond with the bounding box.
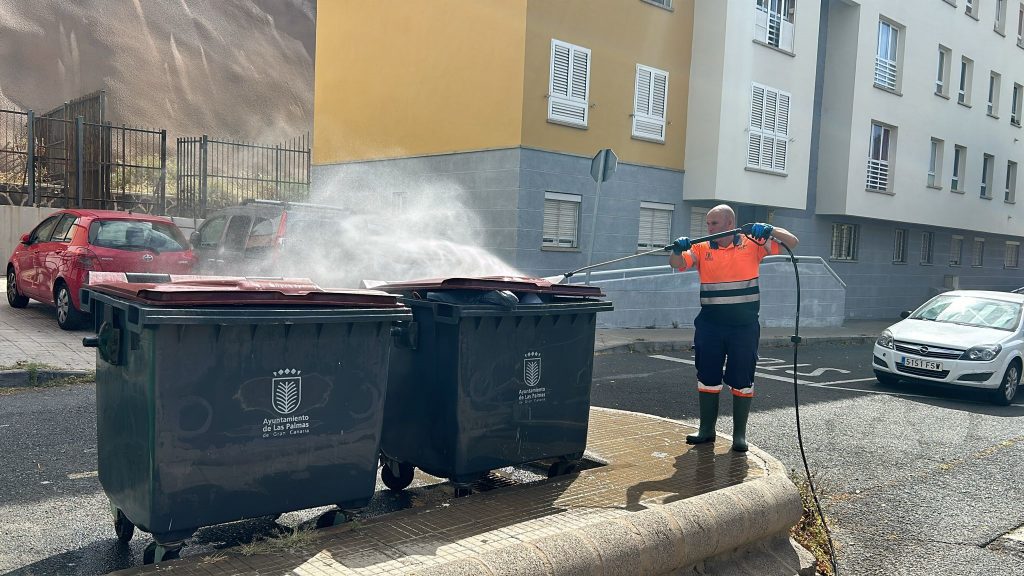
[668,204,799,452]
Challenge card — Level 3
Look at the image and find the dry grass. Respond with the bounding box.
[789,469,838,576]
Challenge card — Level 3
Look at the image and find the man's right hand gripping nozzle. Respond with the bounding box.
[669,236,692,254]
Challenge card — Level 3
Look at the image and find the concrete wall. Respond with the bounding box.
[582,258,845,329]
[1,205,59,267]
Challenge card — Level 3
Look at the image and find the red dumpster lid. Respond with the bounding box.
[85,274,404,307]
[381,276,604,297]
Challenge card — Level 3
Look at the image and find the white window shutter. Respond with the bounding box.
[635,68,652,116]
[632,65,669,142]
[754,7,769,43]
[748,83,790,173]
[548,40,590,127]
[550,43,570,99]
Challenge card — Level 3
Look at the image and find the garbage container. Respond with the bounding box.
[80,273,411,563]
[377,276,612,493]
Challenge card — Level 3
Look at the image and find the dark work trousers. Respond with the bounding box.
[692,315,760,397]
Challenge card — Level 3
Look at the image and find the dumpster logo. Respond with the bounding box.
[524,352,542,387]
[272,369,302,415]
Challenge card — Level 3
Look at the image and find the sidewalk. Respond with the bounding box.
[0,291,875,575]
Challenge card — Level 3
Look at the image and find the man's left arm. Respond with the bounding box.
[769,226,799,251]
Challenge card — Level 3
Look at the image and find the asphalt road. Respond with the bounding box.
[591,341,1024,576]
[2,342,1023,575]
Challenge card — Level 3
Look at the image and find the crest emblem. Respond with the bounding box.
[272,368,302,414]
[524,352,542,387]
[142,254,154,262]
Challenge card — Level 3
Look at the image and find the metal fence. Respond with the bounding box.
[1,105,309,216]
[176,133,310,218]
[0,109,167,212]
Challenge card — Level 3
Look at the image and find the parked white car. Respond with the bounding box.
[873,290,1022,405]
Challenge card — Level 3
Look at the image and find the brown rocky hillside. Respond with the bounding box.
[0,0,315,143]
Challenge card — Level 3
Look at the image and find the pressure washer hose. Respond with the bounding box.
[777,239,839,575]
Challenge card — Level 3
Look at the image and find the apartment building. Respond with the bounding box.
[311,0,693,277]
[767,0,1024,319]
[311,0,1024,320]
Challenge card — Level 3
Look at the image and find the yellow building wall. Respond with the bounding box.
[522,0,692,170]
[313,0,692,170]
[313,0,528,164]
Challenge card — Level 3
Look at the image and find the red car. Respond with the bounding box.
[6,209,195,329]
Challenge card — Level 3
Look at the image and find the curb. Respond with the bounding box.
[412,443,808,576]
[596,334,878,355]
[0,369,93,388]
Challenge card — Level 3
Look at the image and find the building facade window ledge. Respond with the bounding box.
[744,166,789,177]
[873,83,903,97]
[865,188,896,196]
[751,38,796,57]
[926,184,944,191]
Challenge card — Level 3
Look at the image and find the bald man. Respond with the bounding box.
[668,205,798,452]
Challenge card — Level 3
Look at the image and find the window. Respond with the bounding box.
[972,238,985,266]
[689,207,710,237]
[1013,83,1022,125]
[959,57,974,105]
[928,138,944,188]
[543,193,581,248]
[866,122,894,192]
[921,231,934,264]
[1018,3,1024,46]
[950,235,964,266]
[875,20,901,91]
[548,40,591,128]
[632,65,669,142]
[642,0,672,9]
[1006,241,1020,267]
[637,201,674,249]
[997,0,1009,33]
[1007,161,1018,202]
[747,83,791,174]
[754,0,796,52]
[982,153,994,198]
[952,145,967,192]
[50,214,77,243]
[988,72,1002,116]
[936,46,952,96]
[830,223,858,260]
[893,228,908,263]
[966,0,978,18]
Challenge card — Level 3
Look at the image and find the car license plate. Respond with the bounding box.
[902,357,942,371]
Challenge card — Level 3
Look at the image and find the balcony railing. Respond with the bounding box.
[867,158,890,191]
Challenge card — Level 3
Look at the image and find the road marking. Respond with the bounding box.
[791,367,851,377]
[813,377,879,386]
[68,471,98,480]
[649,354,815,385]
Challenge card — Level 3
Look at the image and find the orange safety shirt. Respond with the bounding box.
[677,234,780,325]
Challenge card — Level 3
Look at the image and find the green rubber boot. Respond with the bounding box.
[685,392,719,444]
[731,395,753,452]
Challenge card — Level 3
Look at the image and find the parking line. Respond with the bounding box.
[649,354,815,385]
[812,377,880,386]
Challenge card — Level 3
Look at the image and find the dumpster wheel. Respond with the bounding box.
[143,541,182,564]
[381,461,415,491]
[112,508,135,544]
[547,459,580,478]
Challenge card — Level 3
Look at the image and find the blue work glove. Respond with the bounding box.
[669,236,692,254]
[742,222,774,240]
